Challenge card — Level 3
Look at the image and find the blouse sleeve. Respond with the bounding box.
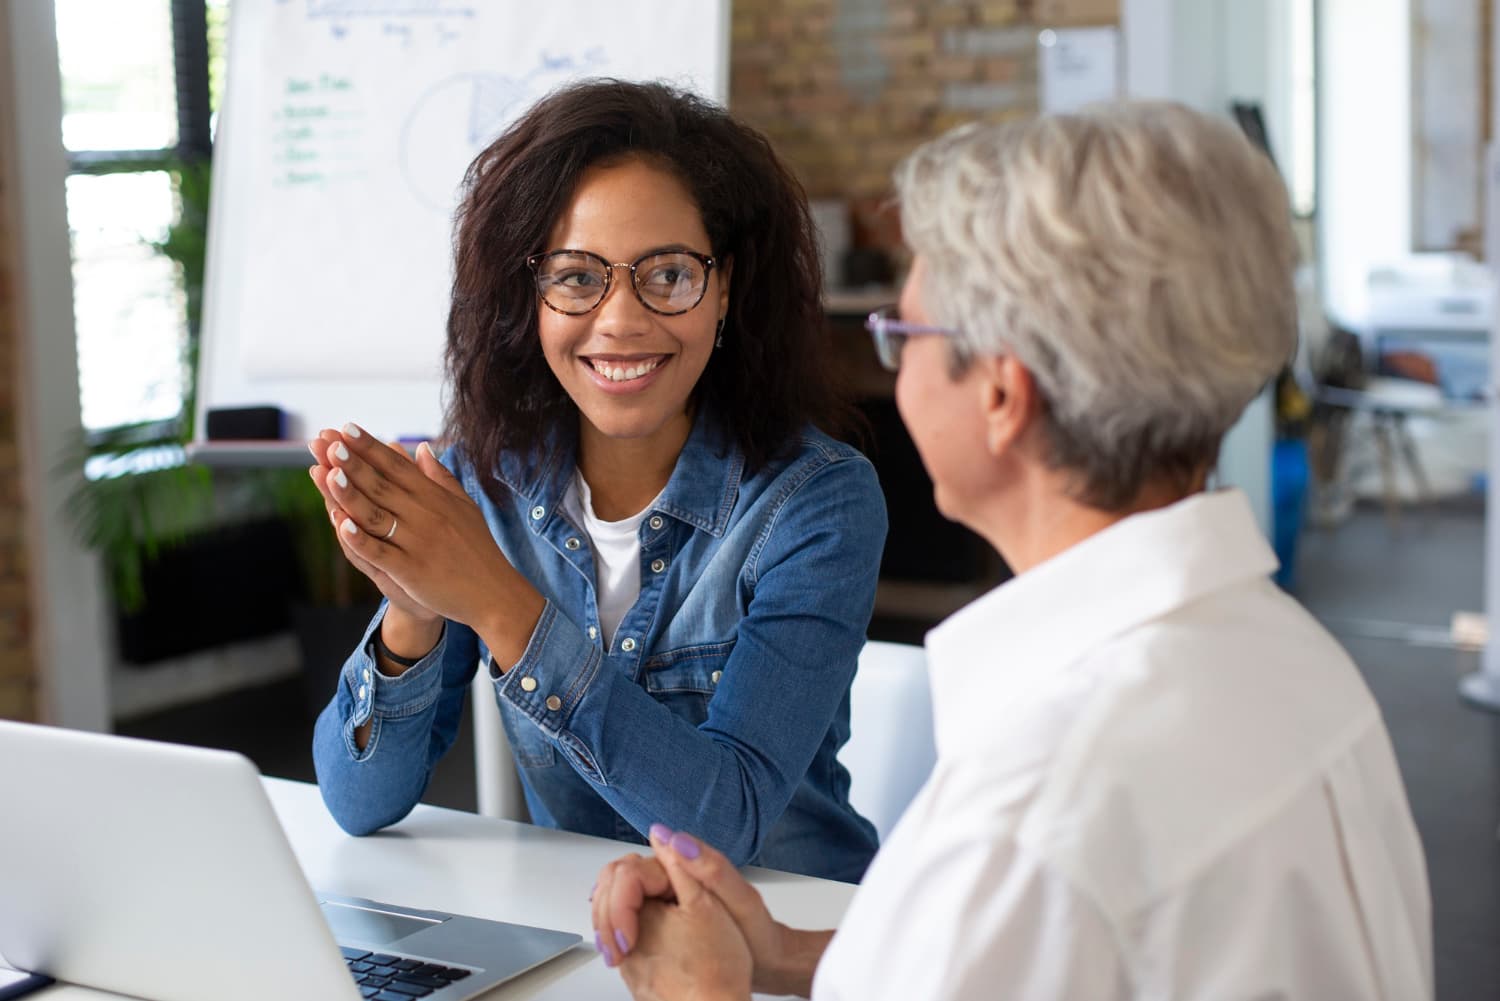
[311,611,481,836]
[812,828,1126,1001]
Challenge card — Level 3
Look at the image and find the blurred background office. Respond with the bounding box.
[1,1,1497,997]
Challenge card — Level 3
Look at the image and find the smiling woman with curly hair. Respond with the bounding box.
[306,79,887,887]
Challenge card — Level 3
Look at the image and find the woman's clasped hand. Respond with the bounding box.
[307,424,542,666]
[592,826,822,1001]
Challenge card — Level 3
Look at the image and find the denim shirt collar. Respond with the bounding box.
[492,409,744,539]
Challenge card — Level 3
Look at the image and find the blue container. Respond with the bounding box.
[1271,438,1310,591]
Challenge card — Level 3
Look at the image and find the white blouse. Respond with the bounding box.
[563,470,655,649]
[814,490,1432,1001]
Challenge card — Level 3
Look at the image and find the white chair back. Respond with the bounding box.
[474,641,939,841]
[842,640,936,842]
[472,669,528,820]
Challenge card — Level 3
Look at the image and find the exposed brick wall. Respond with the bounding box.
[0,139,38,722]
[729,0,1119,256]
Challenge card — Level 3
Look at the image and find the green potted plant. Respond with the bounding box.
[63,157,220,641]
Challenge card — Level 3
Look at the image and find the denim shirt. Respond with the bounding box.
[312,414,887,882]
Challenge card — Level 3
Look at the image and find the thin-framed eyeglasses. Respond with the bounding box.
[865,305,963,372]
[526,248,717,317]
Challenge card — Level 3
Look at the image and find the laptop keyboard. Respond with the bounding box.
[340,946,473,999]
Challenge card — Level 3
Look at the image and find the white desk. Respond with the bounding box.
[40,778,858,1001]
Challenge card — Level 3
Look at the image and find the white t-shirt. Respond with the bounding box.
[562,470,655,649]
[813,489,1432,1001]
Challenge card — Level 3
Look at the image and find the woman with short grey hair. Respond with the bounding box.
[897,102,1299,507]
[587,102,1433,1001]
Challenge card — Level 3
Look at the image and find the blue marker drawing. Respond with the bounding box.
[303,1,476,18]
[397,49,611,213]
[297,0,476,41]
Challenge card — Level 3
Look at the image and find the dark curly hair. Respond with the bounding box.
[444,78,854,491]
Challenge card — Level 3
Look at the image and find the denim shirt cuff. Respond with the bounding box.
[496,601,601,735]
[344,609,448,727]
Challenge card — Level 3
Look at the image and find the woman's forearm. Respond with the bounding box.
[472,573,546,672]
[760,926,834,998]
[380,606,445,665]
[354,607,445,750]
[315,616,479,835]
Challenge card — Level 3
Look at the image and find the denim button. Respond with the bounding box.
[587,626,598,640]
[530,505,545,520]
[620,637,637,652]
[357,684,368,700]
[545,695,562,711]
[648,515,664,530]
[710,670,722,684]
[362,668,371,684]
[520,676,538,692]
[650,558,666,573]
[565,537,581,550]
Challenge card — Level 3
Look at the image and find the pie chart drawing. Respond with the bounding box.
[399,72,535,213]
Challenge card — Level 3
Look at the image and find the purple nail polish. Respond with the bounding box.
[670,832,700,860]
[593,931,604,954]
[648,822,673,843]
[615,929,629,955]
[589,882,596,901]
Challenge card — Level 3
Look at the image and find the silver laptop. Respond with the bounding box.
[0,720,581,1001]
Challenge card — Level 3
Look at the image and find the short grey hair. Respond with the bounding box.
[894,101,1297,509]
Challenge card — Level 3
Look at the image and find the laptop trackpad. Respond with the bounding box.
[320,900,443,947]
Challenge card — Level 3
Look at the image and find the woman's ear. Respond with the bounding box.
[976,355,1040,459]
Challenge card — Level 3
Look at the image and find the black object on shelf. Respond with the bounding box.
[205,405,285,440]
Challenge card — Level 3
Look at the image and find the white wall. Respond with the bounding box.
[1120,0,1173,99]
[0,0,111,730]
[1318,0,1413,327]
[1123,0,1298,189]
[1121,0,1297,537]
[1124,3,1283,105]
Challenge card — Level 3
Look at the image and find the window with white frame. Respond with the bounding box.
[54,0,229,433]
[1289,0,1316,218]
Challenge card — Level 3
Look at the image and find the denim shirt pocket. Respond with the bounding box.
[642,640,734,725]
[493,683,558,768]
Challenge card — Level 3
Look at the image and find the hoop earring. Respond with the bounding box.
[715,316,726,349]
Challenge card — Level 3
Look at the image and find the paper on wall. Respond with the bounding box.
[1038,26,1120,114]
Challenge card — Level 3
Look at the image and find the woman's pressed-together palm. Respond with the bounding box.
[308,424,543,668]
[594,826,829,998]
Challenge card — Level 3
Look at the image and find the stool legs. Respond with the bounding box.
[1373,417,1398,529]
[1393,412,1432,504]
